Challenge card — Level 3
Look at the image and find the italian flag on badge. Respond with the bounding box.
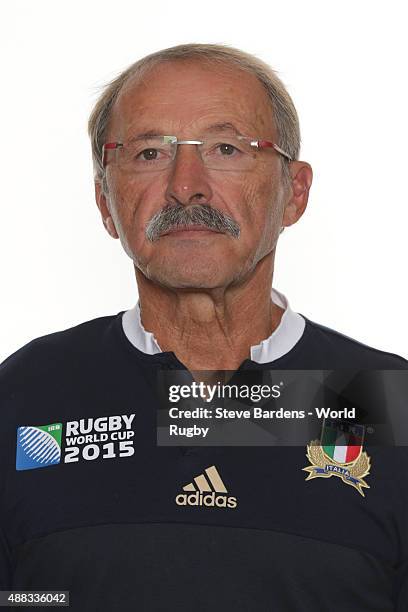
[303,419,371,497]
[321,420,364,463]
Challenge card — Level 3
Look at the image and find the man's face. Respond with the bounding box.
[100,60,294,290]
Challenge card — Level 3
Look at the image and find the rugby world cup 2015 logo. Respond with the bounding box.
[16,423,62,471]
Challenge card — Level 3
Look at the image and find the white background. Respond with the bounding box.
[1,0,407,362]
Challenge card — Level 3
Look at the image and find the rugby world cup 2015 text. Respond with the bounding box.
[64,414,135,464]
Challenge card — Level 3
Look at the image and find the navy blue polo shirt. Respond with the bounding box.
[0,309,407,611]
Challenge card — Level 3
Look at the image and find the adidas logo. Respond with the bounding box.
[175,465,237,509]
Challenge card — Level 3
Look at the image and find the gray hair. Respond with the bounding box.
[88,43,300,192]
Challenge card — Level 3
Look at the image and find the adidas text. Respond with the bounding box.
[175,491,237,508]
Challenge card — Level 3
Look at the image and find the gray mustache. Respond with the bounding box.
[145,203,241,242]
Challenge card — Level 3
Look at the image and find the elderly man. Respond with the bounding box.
[0,44,407,611]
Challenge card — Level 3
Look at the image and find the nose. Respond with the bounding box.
[164,144,213,206]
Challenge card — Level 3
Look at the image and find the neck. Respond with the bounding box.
[134,255,284,371]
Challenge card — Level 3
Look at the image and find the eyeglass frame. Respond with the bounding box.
[101,135,293,169]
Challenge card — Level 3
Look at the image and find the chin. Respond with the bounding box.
[146,261,229,290]
[158,272,225,290]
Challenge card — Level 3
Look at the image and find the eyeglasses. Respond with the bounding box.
[102,133,292,173]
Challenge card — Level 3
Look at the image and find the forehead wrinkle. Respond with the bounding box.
[110,60,277,139]
[111,85,276,142]
[116,115,274,144]
[122,122,248,143]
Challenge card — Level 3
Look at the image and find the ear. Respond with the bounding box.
[94,181,119,239]
[282,161,313,228]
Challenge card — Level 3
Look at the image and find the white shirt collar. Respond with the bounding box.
[122,288,305,364]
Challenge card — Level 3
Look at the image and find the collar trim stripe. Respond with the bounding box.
[121,288,305,364]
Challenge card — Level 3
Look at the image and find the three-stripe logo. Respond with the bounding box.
[175,465,237,509]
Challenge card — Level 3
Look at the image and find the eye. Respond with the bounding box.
[137,148,160,161]
[217,143,238,156]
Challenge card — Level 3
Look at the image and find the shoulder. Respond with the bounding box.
[0,313,122,390]
[298,316,407,369]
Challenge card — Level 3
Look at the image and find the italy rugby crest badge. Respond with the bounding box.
[303,419,371,497]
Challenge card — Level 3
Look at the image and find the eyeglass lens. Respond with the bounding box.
[113,134,266,173]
